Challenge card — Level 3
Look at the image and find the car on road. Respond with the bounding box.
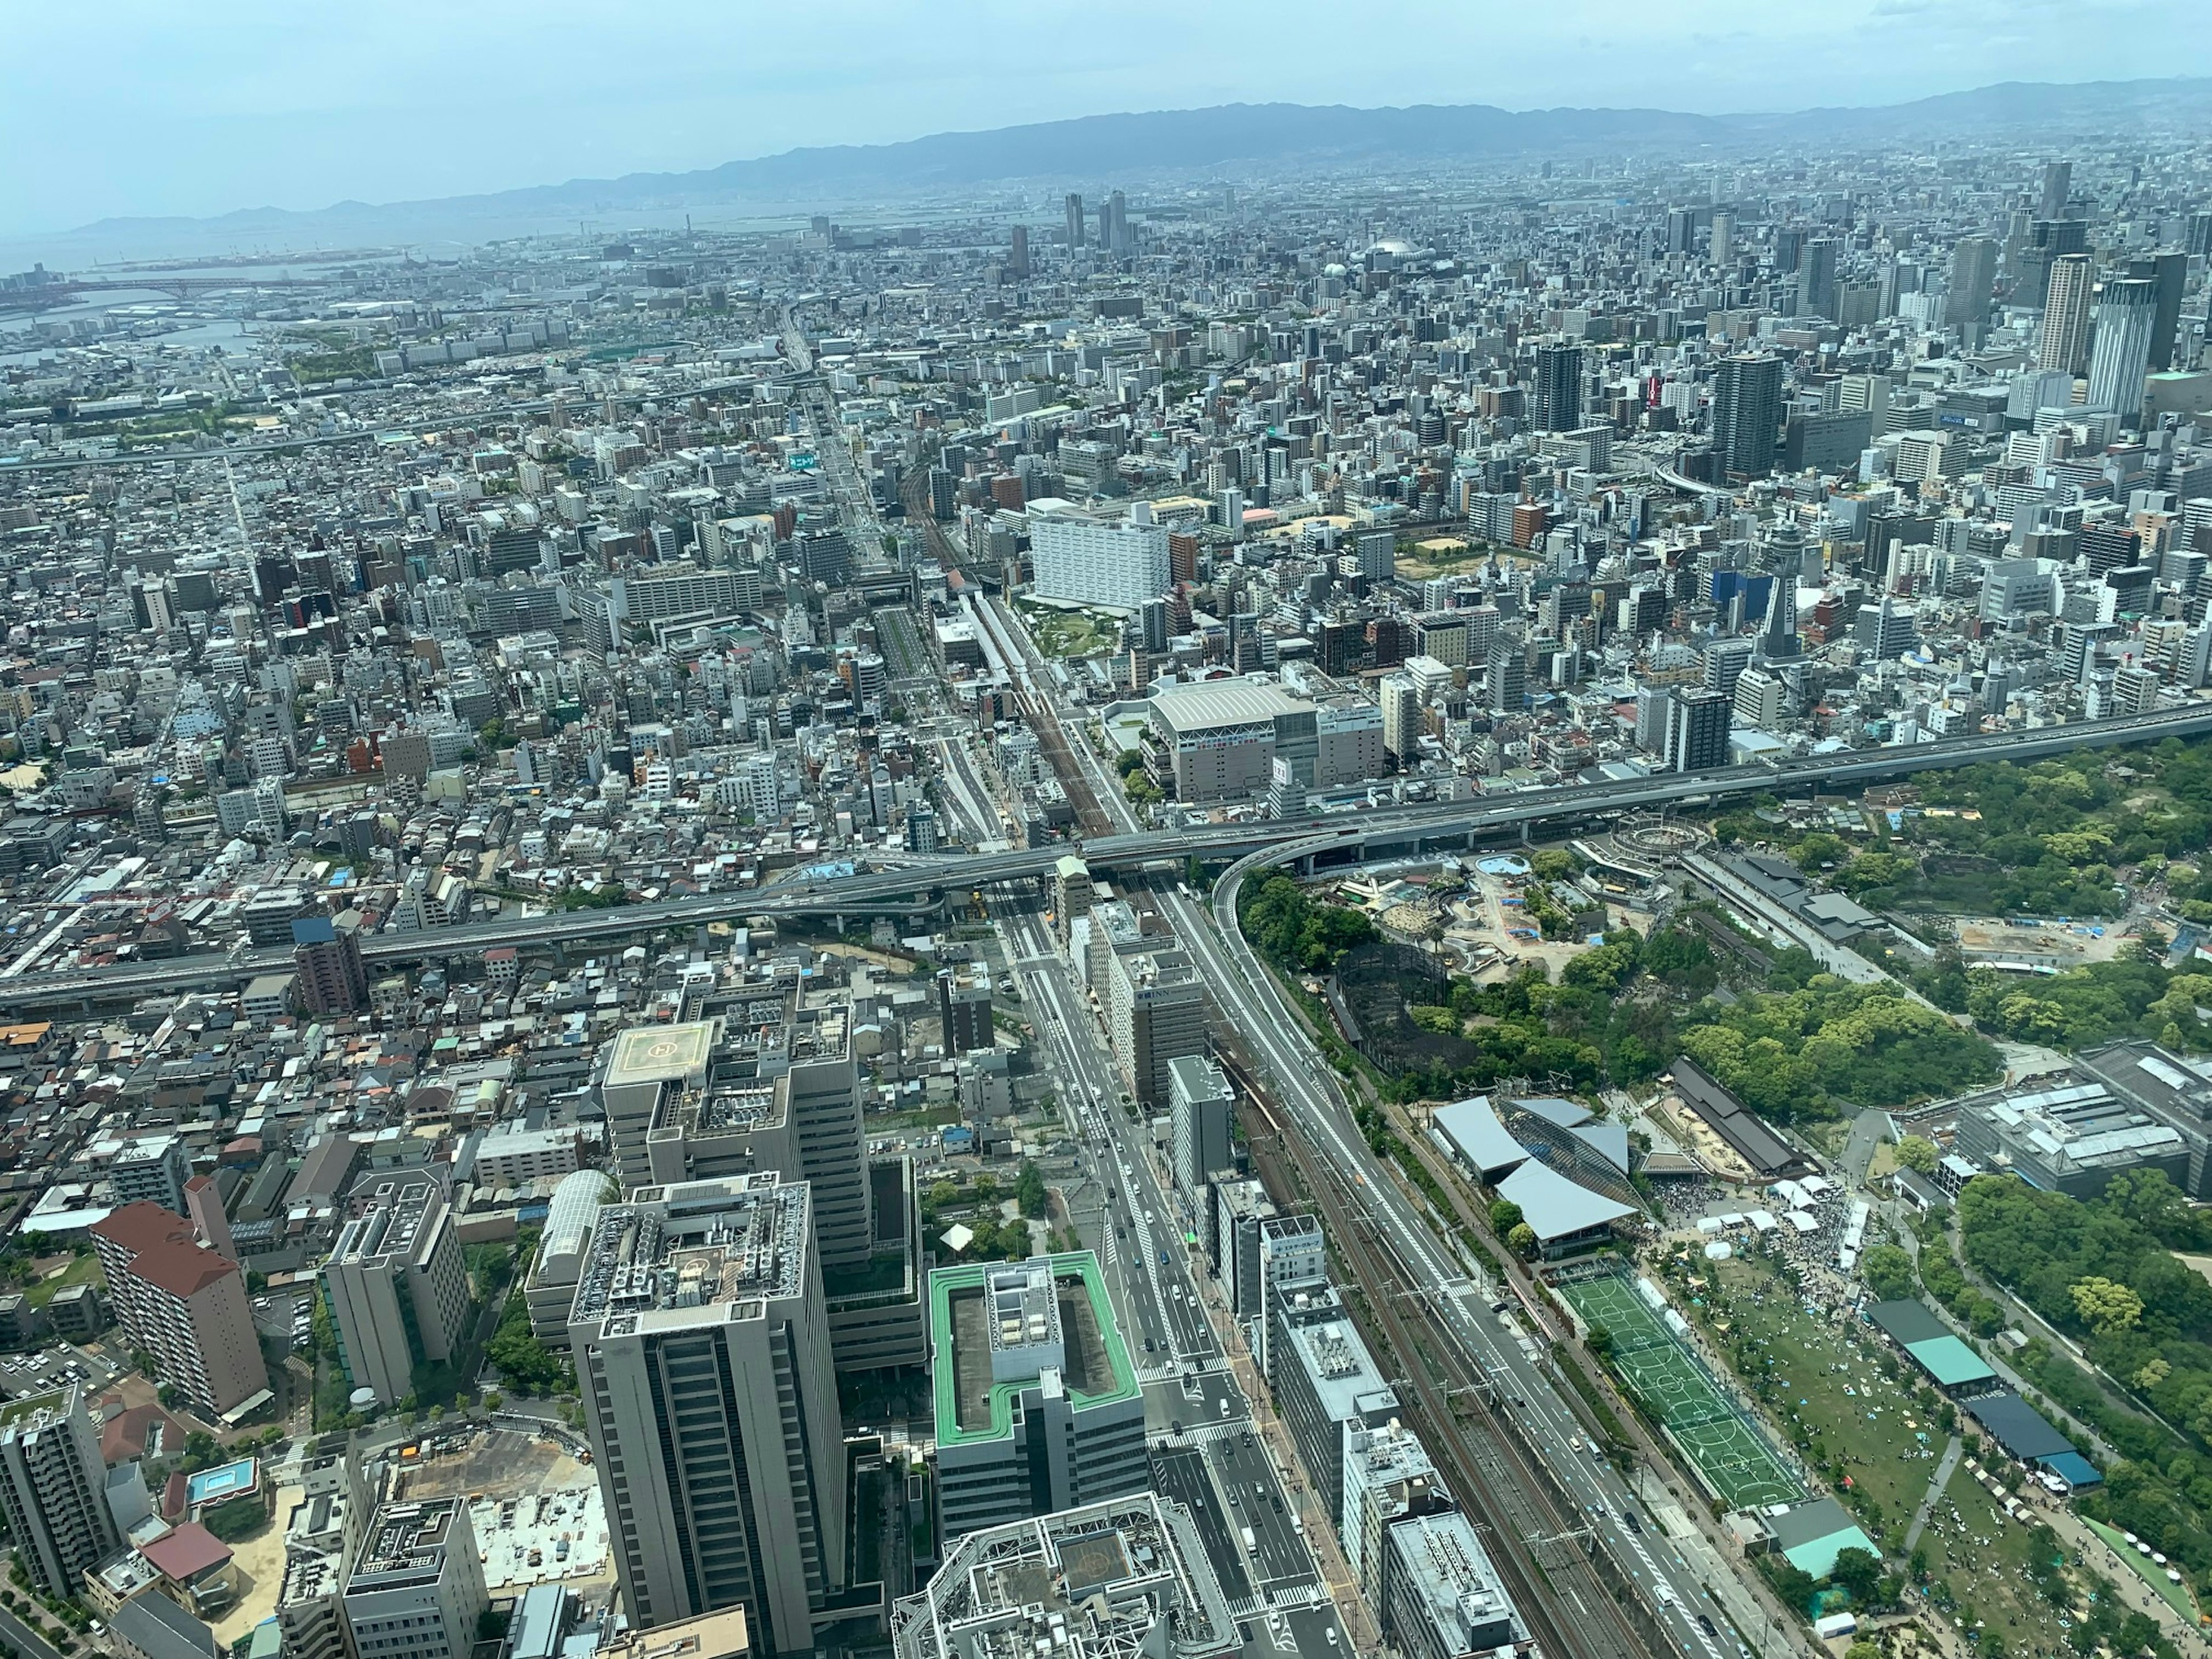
[1698,1614,1718,1637]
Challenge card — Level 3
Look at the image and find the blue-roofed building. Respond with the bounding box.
[1767,1497,1880,1580]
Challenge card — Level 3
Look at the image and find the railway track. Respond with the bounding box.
[1216,1043,1669,1659]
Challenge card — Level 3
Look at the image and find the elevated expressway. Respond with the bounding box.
[7,700,2211,1012]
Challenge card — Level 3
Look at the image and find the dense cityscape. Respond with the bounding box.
[6,79,2212,1659]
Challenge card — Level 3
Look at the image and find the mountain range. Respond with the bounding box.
[32,77,2212,262]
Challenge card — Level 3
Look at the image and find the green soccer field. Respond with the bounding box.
[1559,1272,1802,1510]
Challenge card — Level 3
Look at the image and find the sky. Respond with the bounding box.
[6,0,2212,236]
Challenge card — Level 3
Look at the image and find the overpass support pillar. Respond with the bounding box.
[1520,819,1531,846]
[552,941,568,968]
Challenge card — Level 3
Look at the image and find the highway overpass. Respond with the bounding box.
[7,700,2210,1010]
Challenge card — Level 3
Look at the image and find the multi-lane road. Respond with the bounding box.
[982,586,1787,1659]
[993,891,1348,1654]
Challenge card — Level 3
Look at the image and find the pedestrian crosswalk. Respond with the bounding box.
[1229,1582,1332,1620]
[1178,1418,1253,1448]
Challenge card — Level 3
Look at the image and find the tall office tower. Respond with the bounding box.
[1856,596,1920,660]
[293,913,368,1017]
[1798,237,1840,320]
[1837,371,1892,436]
[1711,353,1783,482]
[2039,255,2095,376]
[1487,638,1527,715]
[2014,217,2089,309]
[772,987,869,1273]
[1945,237,1998,339]
[2129,250,2188,371]
[1064,192,1084,248]
[1701,636,1755,700]
[324,1178,473,1407]
[1139,596,1170,653]
[1109,189,1131,253]
[2088,277,2159,417]
[0,1385,121,1595]
[1532,341,1581,432]
[2040,159,2073,222]
[1664,688,1731,774]
[2190,211,2212,259]
[1105,948,1207,1109]
[1709,210,1732,266]
[599,994,870,1274]
[936,963,993,1056]
[1168,1055,1234,1204]
[1380,674,1421,759]
[927,1253,1147,1540]
[1006,224,1029,279]
[342,1498,488,1659]
[570,1176,847,1654]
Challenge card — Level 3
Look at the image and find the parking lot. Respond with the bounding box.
[0,1342,118,1399]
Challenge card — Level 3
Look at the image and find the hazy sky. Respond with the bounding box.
[6,0,2211,234]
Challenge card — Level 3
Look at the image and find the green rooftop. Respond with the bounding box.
[930,1252,1137,1448]
[0,1388,70,1433]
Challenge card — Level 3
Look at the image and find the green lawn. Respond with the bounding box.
[1017,604,1118,659]
[1685,1251,2060,1635]
[2088,1517,2202,1623]
[24,1254,99,1309]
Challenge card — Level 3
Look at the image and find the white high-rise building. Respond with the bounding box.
[1379,674,1421,759]
[2088,278,2158,418]
[1029,502,1171,610]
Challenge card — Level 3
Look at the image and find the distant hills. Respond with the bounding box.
[33,77,2212,260]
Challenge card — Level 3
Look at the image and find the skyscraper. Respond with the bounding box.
[2039,254,2095,376]
[0,1385,120,1596]
[1064,192,1084,249]
[927,1253,1146,1540]
[2088,277,2158,417]
[1168,1055,1233,1203]
[1798,237,1840,320]
[293,913,368,1017]
[1487,638,1527,716]
[1709,210,1733,266]
[2039,159,2073,222]
[1109,189,1130,253]
[2129,250,2188,372]
[1006,224,1029,279]
[570,1175,847,1655]
[1711,354,1783,482]
[1945,237,1998,339]
[1664,689,1730,773]
[1532,341,1581,433]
